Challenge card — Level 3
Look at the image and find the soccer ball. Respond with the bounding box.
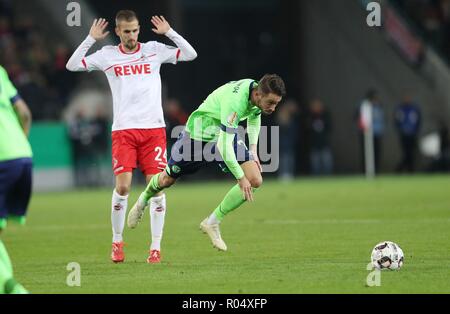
[371,241,404,270]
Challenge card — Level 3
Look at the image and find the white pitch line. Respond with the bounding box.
[14,224,109,231]
[258,219,381,224]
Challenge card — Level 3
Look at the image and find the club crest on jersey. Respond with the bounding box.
[172,165,181,174]
[227,112,238,126]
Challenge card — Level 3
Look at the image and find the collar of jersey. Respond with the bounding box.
[118,42,142,55]
[248,80,260,112]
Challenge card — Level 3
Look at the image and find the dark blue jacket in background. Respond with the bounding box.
[394,103,421,136]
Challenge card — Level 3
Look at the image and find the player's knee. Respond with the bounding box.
[160,172,176,188]
[115,184,130,196]
[249,175,263,189]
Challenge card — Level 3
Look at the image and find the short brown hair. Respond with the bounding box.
[258,74,286,97]
[115,10,139,26]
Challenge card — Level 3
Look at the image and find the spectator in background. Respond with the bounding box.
[440,0,450,58]
[0,16,12,42]
[163,98,189,149]
[0,13,70,121]
[392,0,450,63]
[91,106,109,155]
[275,99,299,180]
[307,99,333,175]
[68,108,91,187]
[357,89,385,173]
[437,122,450,171]
[0,1,13,17]
[68,108,108,187]
[394,93,422,172]
[49,44,74,105]
[64,88,113,187]
[90,106,110,185]
[429,121,450,172]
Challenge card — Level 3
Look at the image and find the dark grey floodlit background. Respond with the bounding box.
[1,0,449,190]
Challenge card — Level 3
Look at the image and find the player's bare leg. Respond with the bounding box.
[127,171,176,229]
[201,161,262,251]
[111,172,132,263]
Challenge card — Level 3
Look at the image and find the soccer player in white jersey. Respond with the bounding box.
[66,10,197,264]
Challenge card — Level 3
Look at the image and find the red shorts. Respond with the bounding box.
[111,128,167,176]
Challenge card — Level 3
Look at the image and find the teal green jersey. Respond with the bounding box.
[186,79,261,142]
[0,66,32,162]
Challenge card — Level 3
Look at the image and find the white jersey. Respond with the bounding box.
[66,29,197,131]
[85,40,178,131]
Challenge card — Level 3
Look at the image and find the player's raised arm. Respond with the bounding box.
[89,18,110,41]
[151,15,197,62]
[66,19,110,72]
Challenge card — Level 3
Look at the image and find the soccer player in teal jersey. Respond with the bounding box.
[0,65,32,293]
[128,74,286,251]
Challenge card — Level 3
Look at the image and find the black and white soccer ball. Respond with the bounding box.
[371,241,404,270]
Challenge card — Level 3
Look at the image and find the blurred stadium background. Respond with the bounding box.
[1,0,449,191]
[1,0,450,294]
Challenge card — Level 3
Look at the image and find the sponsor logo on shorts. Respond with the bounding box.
[171,165,181,174]
[114,166,124,174]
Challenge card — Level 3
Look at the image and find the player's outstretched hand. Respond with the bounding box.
[238,177,254,202]
[151,15,171,35]
[89,18,109,41]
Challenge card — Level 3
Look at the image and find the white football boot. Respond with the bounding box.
[127,194,147,229]
[200,218,227,251]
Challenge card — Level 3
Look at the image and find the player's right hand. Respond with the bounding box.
[89,18,110,41]
[238,177,254,202]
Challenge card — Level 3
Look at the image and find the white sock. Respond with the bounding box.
[111,189,128,243]
[207,212,221,225]
[149,194,166,251]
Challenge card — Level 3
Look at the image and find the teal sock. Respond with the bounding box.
[8,216,26,226]
[0,241,12,274]
[0,262,11,294]
[213,184,257,221]
[0,219,6,230]
[142,173,163,203]
[0,241,28,294]
[4,278,28,294]
[0,241,13,294]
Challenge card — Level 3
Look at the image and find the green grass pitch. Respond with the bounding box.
[2,175,450,293]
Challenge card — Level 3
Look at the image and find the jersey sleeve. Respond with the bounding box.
[83,49,107,72]
[216,83,249,180]
[66,35,103,72]
[164,28,197,62]
[219,89,246,132]
[247,113,261,145]
[216,130,245,180]
[0,67,20,104]
[154,42,180,65]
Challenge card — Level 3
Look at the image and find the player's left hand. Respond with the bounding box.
[151,16,171,35]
